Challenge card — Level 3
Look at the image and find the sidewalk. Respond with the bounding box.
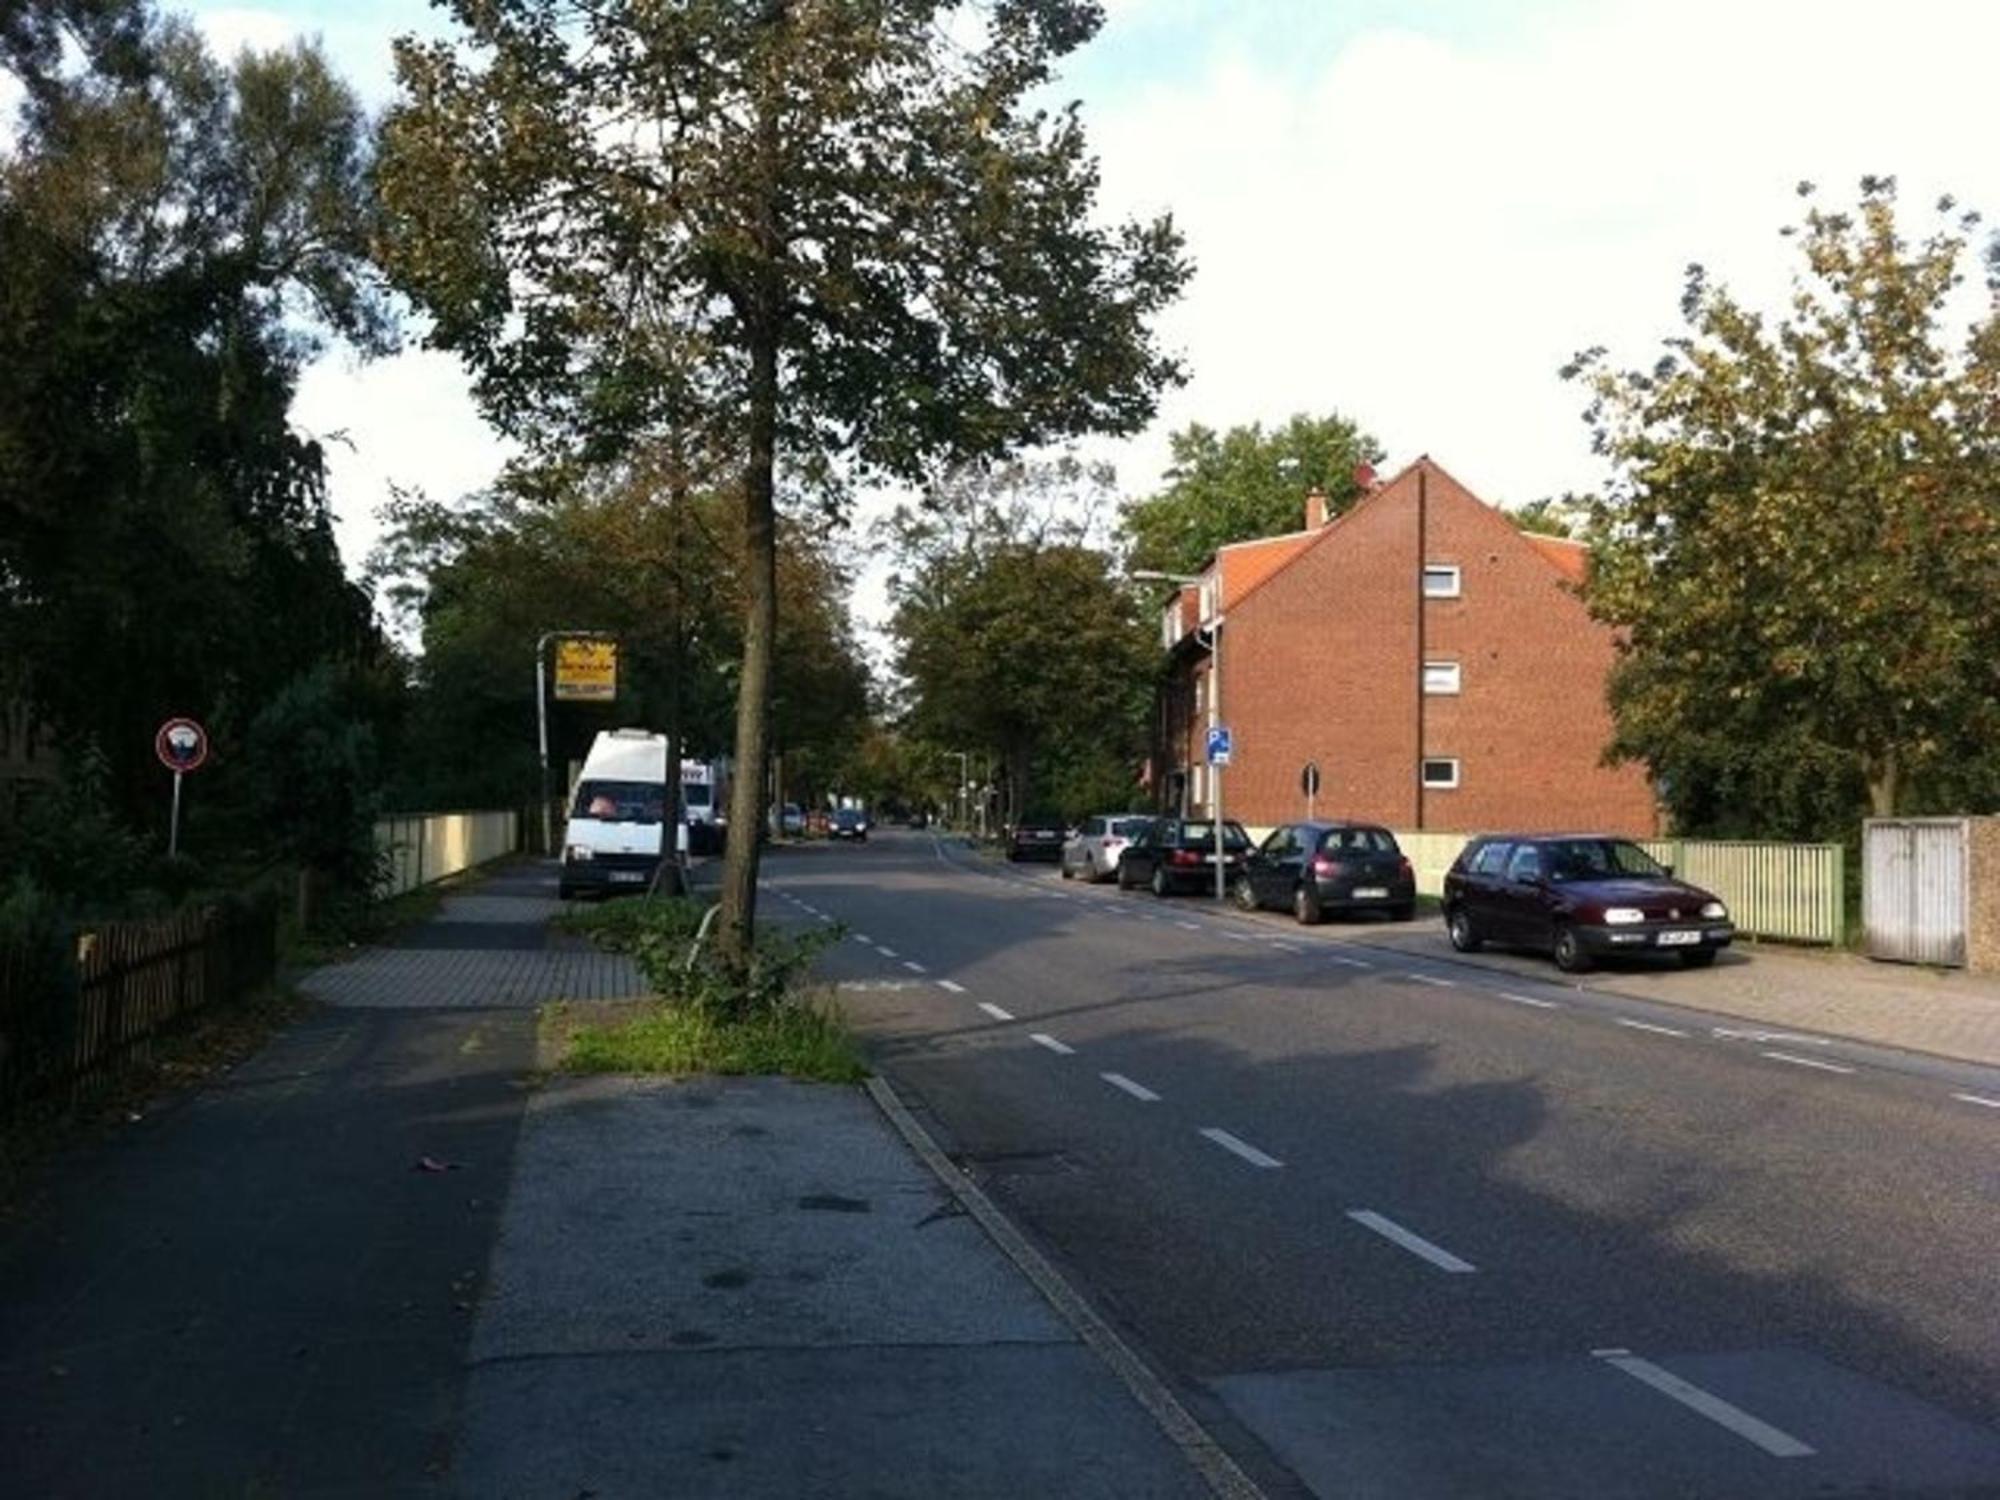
[0,860,1229,1498]
[1325,916,2000,1069]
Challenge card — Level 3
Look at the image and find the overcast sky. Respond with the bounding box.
[165,0,2000,628]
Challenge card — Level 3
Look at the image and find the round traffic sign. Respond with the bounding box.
[155,717,209,774]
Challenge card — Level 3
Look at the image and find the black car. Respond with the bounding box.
[1235,820,1416,924]
[1007,813,1068,862]
[830,808,869,841]
[1116,817,1250,896]
[1442,833,1734,972]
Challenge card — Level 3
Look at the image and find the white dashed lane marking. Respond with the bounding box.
[1616,1018,1687,1038]
[876,946,900,958]
[1407,973,1455,989]
[1030,1033,1076,1056]
[1953,1092,2000,1109]
[937,979,966,994]
[1198,1128,1284,1169]
[1327,954,1372,968]
[1592,1349,1815,1458]
[1101,1072,1161,1102]
[977,1002,1015,1022]
[1497,991,1560,1009]
[902,960,927,973]
[1347,1210,1477,1274]
[1761,1050,1856,1075]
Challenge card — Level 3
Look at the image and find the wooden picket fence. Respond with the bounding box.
[0,891,277,1118]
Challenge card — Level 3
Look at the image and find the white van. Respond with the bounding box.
[559,729,671,899]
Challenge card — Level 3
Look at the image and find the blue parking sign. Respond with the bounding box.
[1206,725,1233,766]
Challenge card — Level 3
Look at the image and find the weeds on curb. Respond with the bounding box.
[547,894,864,1081]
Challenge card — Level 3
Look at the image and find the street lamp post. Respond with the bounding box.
[952,750,971,832]
[1133,571,1228,903]
[535,629,617,858]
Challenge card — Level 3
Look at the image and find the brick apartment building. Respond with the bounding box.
[1151,456,1657,837]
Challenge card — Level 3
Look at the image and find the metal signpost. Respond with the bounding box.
[155,717,209,858]
[1302,760,1320,820]
[536,631,618,855]
[1206,722,1232,901]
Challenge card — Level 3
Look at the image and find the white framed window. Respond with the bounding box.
[1423,660,1461,695]
[1422,564,1462,599]
[1421,757,1460,789]
[1199,575,1220,621]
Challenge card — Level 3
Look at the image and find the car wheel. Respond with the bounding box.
[1446,907,1482,952]
[1117,860,1136,891]
[1552,924,1593,974]
[1293,883,1323,925]
[1390,901,1416,923]
[1679,949,1717,969]
[1060,859,1074,880]
[1150,866,1172,898]
[1233,877,1259,912]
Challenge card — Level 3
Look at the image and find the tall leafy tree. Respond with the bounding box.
[886,458,1152,822]
[0,9,392,839]
[1568,178,2000,835]
[1120,411,1382,576]
[375,0,1188,969]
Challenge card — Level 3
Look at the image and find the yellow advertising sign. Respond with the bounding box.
[554,638,618,701]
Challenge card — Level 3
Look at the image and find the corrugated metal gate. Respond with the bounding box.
[1865,818,1968,966]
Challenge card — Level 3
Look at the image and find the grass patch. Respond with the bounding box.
[550,892,706,950]
[546,993,866,1083]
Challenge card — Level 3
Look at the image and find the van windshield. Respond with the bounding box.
[571,779,664,824]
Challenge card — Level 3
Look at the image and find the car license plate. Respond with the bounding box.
[610,871,646,884]
[1353,886,1388,899]
[1656,929,1700,946]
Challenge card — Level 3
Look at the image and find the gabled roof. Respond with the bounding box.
[1219,456,1589,618]
[1525,532,1588,584]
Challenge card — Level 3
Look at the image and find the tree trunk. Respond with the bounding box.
[717,334,779,972]
[1865,748,1900,819]
[715,31,786,974]
[658,479,687,897]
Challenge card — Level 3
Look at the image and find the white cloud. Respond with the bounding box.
[1081,0,2000,508]
[293,347,513,572]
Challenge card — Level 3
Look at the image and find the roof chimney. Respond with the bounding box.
[1304,487,1329,530]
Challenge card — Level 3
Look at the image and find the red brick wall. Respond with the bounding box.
[1180,459,1656,836]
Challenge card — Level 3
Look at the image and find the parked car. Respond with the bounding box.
[1235,820,1416,924]
[831,808,869,841]
[1442,833,1734,972]
[1007,813,1069,862]
[776,803,805,837]
[1062,814,1153,882]
[1116,817,1251,896]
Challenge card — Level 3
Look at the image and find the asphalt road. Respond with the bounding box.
[765,828,2000,1500]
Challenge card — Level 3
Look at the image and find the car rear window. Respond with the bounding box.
[1179,820,1251,851]
[1320,827,1398,854]
[1470,841,1510,876]
[1109,817,1148,838]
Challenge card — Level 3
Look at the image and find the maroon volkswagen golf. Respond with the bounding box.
[1442,834,1734,973]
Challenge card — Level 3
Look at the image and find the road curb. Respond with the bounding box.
[863,1072,1267,1500]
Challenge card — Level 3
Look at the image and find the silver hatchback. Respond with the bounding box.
[1062,814,1153,882]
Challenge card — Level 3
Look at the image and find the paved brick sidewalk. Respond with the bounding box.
[300,860,646,1009]
[1336,918,2000,1068]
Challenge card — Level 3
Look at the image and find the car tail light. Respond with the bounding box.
[1398,856,1413,878]
[1313,857,1343,877]
[1170,849,1201,867]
